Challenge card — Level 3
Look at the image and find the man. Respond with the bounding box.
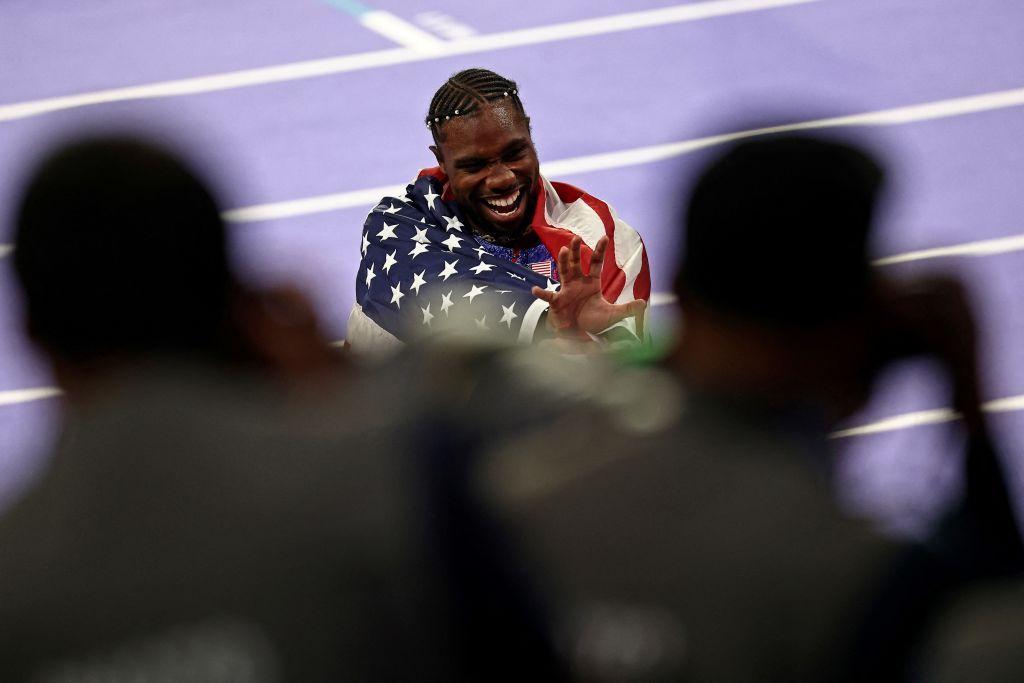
[475,134,1023,681]
[3,135,526,681]
[347,68,649,352]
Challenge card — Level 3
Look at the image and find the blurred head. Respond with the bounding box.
[13,136,232,367]
[679,134,882,324]
[427,69,539,244]
[674,134,886,415]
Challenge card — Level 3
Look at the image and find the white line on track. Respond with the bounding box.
[0,387,62,407]
[0,0,818,123]
[3,381,1022,441]
[872,233,1024,265]
[358,10,446,52]
[830,394,1024,438]
[643,229,1024,308]
[222,85,1024,223]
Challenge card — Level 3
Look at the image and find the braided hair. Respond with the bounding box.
[426,68,527,142]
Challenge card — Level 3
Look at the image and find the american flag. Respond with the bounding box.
[349,167,650,350]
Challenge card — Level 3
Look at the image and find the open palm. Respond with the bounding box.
[531,235,646,336]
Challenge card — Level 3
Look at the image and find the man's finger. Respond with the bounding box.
[569,236,583,278]
[531,286,556,304]
[590,235,608,278]
[557,245,573,283]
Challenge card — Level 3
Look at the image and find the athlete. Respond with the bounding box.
[347,68,650,352]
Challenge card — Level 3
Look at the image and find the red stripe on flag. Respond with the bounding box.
[548,181,628,303]
[418,166,455,201]
[529,180,591,278]
[547,180,651,303]
[634,243,651,301]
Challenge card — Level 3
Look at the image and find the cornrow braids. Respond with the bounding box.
[426,68,526,141]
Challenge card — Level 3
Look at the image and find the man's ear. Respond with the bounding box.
[429,144,444,168]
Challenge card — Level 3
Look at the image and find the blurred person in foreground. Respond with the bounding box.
[473,134,1024,681]
[2,135,548,681]
[346,67,649,354]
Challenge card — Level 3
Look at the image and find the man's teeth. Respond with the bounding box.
[484,189,520,210]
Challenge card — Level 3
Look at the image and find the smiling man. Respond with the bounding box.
[347,68,650,352]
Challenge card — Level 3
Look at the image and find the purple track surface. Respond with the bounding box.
[1,0,1023,533]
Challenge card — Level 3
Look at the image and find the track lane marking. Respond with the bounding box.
[0,0,820,123]
[221,85,1024,223]
[0,387,62,407]
[3,381,1021,443]
[830,395,1024,438]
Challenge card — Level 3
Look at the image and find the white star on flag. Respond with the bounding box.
[423,188,439,210]
[408,242,430,259]
[463,284,487,303]
[442,234,463,252]
[499,301,518,328]
[443,215,464,232]
[545,278,560,292]
[383,250,398,274]
[364,263,376,288]
[410,271,427,295]
[361,232,370,256]
[508,271,526,281]
[474,246,488,259]
[470,262,495,275]
[421,302,434,326]
[383,203,403,215]
[438,260,459,281]
[377,222,399,241]
[474,315,489,330]
[440,290,454,316]
[390,282,405,308]
[412,226,431,244]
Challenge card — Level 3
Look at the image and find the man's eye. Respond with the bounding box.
[460,163,485,173]
[504,148,526,162]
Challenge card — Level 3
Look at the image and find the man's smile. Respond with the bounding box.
[478,185,527,222]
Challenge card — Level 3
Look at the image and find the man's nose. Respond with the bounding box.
[485,164,516,192]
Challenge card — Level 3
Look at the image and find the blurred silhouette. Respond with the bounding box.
[475,134,1024,681]
[2,136,467,681]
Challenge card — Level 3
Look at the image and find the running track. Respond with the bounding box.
[1,0,1023,535]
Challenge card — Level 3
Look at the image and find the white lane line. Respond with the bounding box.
[415,11,478,39]
[223,184,404,223]
[649,292,678,307]
[2,381,1022,443]
[830,394,1024,438]
[0,387,62,407]
[7,229,1022,267]
[0,0,819,123]
[872,233,1024,265]
[542,87,1024,177]
[222,85,1024,224]
[359,10,446,52]
[830,408,960,438]
[642,232,1024,308]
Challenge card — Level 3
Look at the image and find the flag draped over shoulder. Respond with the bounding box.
[348,167,650,351]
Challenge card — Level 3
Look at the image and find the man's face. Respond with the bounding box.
[431,102,539,241]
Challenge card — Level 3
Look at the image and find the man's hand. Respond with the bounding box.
[531,235,646,337]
